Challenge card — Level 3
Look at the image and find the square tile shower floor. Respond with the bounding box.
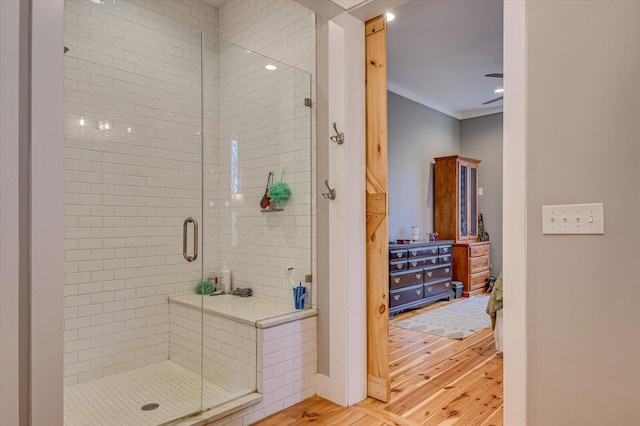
[64,360,250,426]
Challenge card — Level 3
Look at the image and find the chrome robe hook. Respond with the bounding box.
[330,122,344,145]
[322,180,336,200]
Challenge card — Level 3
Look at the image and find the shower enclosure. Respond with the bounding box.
[62,0,312,424]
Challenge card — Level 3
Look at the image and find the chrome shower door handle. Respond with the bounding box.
[183,217,198,262]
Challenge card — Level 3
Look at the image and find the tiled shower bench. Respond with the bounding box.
[168,294,317,425]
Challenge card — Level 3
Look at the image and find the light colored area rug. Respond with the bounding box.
[392,295,491,339]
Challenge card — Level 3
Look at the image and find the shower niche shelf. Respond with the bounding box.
[260,204,284,212]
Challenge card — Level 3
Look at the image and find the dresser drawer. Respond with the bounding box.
[408,246,439,258]
[470,270,490,290]
[438,245,451,255]
[390,269,424,290]
[439,254,452,265]
[390,260,408,272]
[423,264,452,281]
[390,284,424,308]
[424,279,452,297]
[470,244,490,257]
[409,256,438,269]
[469,255,490,273]
[390,249,408,260]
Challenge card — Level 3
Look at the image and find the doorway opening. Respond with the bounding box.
[366,2,502,421]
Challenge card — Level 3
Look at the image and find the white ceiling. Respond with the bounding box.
[387,0,503,119]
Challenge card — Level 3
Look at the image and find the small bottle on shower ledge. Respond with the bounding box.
[220,262,231,294]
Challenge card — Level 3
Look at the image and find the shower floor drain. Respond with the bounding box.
[141,403,159,411]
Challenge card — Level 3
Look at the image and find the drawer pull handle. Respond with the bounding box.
[427,287,432,292]
[445,268,450,273]
[411,251,417,256]
[394,278,400,284]
[427,271,432,277]
[431,259,437,264]
[431,249,437,254]
[445,282,450,287]
[394,295,400,301]
[396,264,403,270]
[416,274,422,279]
[411,262,417,267]
[416,290,421,295]
[398,252,404,258]
[443,248,449,253]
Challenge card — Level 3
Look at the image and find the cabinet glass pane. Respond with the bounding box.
[470,167,477,236]
[459,165,468,237]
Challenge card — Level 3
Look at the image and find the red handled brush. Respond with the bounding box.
[260,172,273,209]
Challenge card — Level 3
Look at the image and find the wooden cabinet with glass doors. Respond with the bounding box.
[434,155,491,296]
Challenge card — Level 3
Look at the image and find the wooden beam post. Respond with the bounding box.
[365,14,390,402]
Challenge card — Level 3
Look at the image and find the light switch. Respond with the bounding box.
[478,187,483,196]
[542,203,604,235]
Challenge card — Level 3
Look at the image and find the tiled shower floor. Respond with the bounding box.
[64,360,250,426]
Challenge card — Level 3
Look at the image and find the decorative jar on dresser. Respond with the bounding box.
[388,240,455,315]
[434,155,491,297]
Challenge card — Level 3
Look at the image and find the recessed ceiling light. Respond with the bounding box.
[494,88,504,94]
[265,64,277,71]
[386,12,395,22]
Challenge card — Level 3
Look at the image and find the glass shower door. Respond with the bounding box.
[197,40,313,413]
[62,0,206,424]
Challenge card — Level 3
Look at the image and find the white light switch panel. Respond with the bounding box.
[542,203,604,235]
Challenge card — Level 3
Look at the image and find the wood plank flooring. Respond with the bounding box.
[251,299,503,426]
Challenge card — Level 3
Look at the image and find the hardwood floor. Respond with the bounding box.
[251,299,503,426]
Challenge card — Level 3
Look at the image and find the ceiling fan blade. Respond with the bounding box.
[485,73,504,78]
[482,96,503,105]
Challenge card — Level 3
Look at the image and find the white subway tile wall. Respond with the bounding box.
[169,303,257,394]
[252,317,317,423]
[64,0,218,386]
[218,0,316,304]
[216,42,312,301]
[192,316,318,426]
[219,0,315,75]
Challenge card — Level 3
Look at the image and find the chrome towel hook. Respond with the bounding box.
[330,122,344,145]
[322,180,336,200]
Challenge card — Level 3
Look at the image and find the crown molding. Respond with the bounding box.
[388,84,503,120]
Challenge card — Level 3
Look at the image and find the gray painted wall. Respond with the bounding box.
[388,91,460,240]
[460,113,503,275]
[388,93,504,278]
[527,2,640,424]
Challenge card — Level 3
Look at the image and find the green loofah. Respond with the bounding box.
[268,181,291,204]
[195,280,214,295]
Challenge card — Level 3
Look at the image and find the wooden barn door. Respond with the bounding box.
[365,15,390,402]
